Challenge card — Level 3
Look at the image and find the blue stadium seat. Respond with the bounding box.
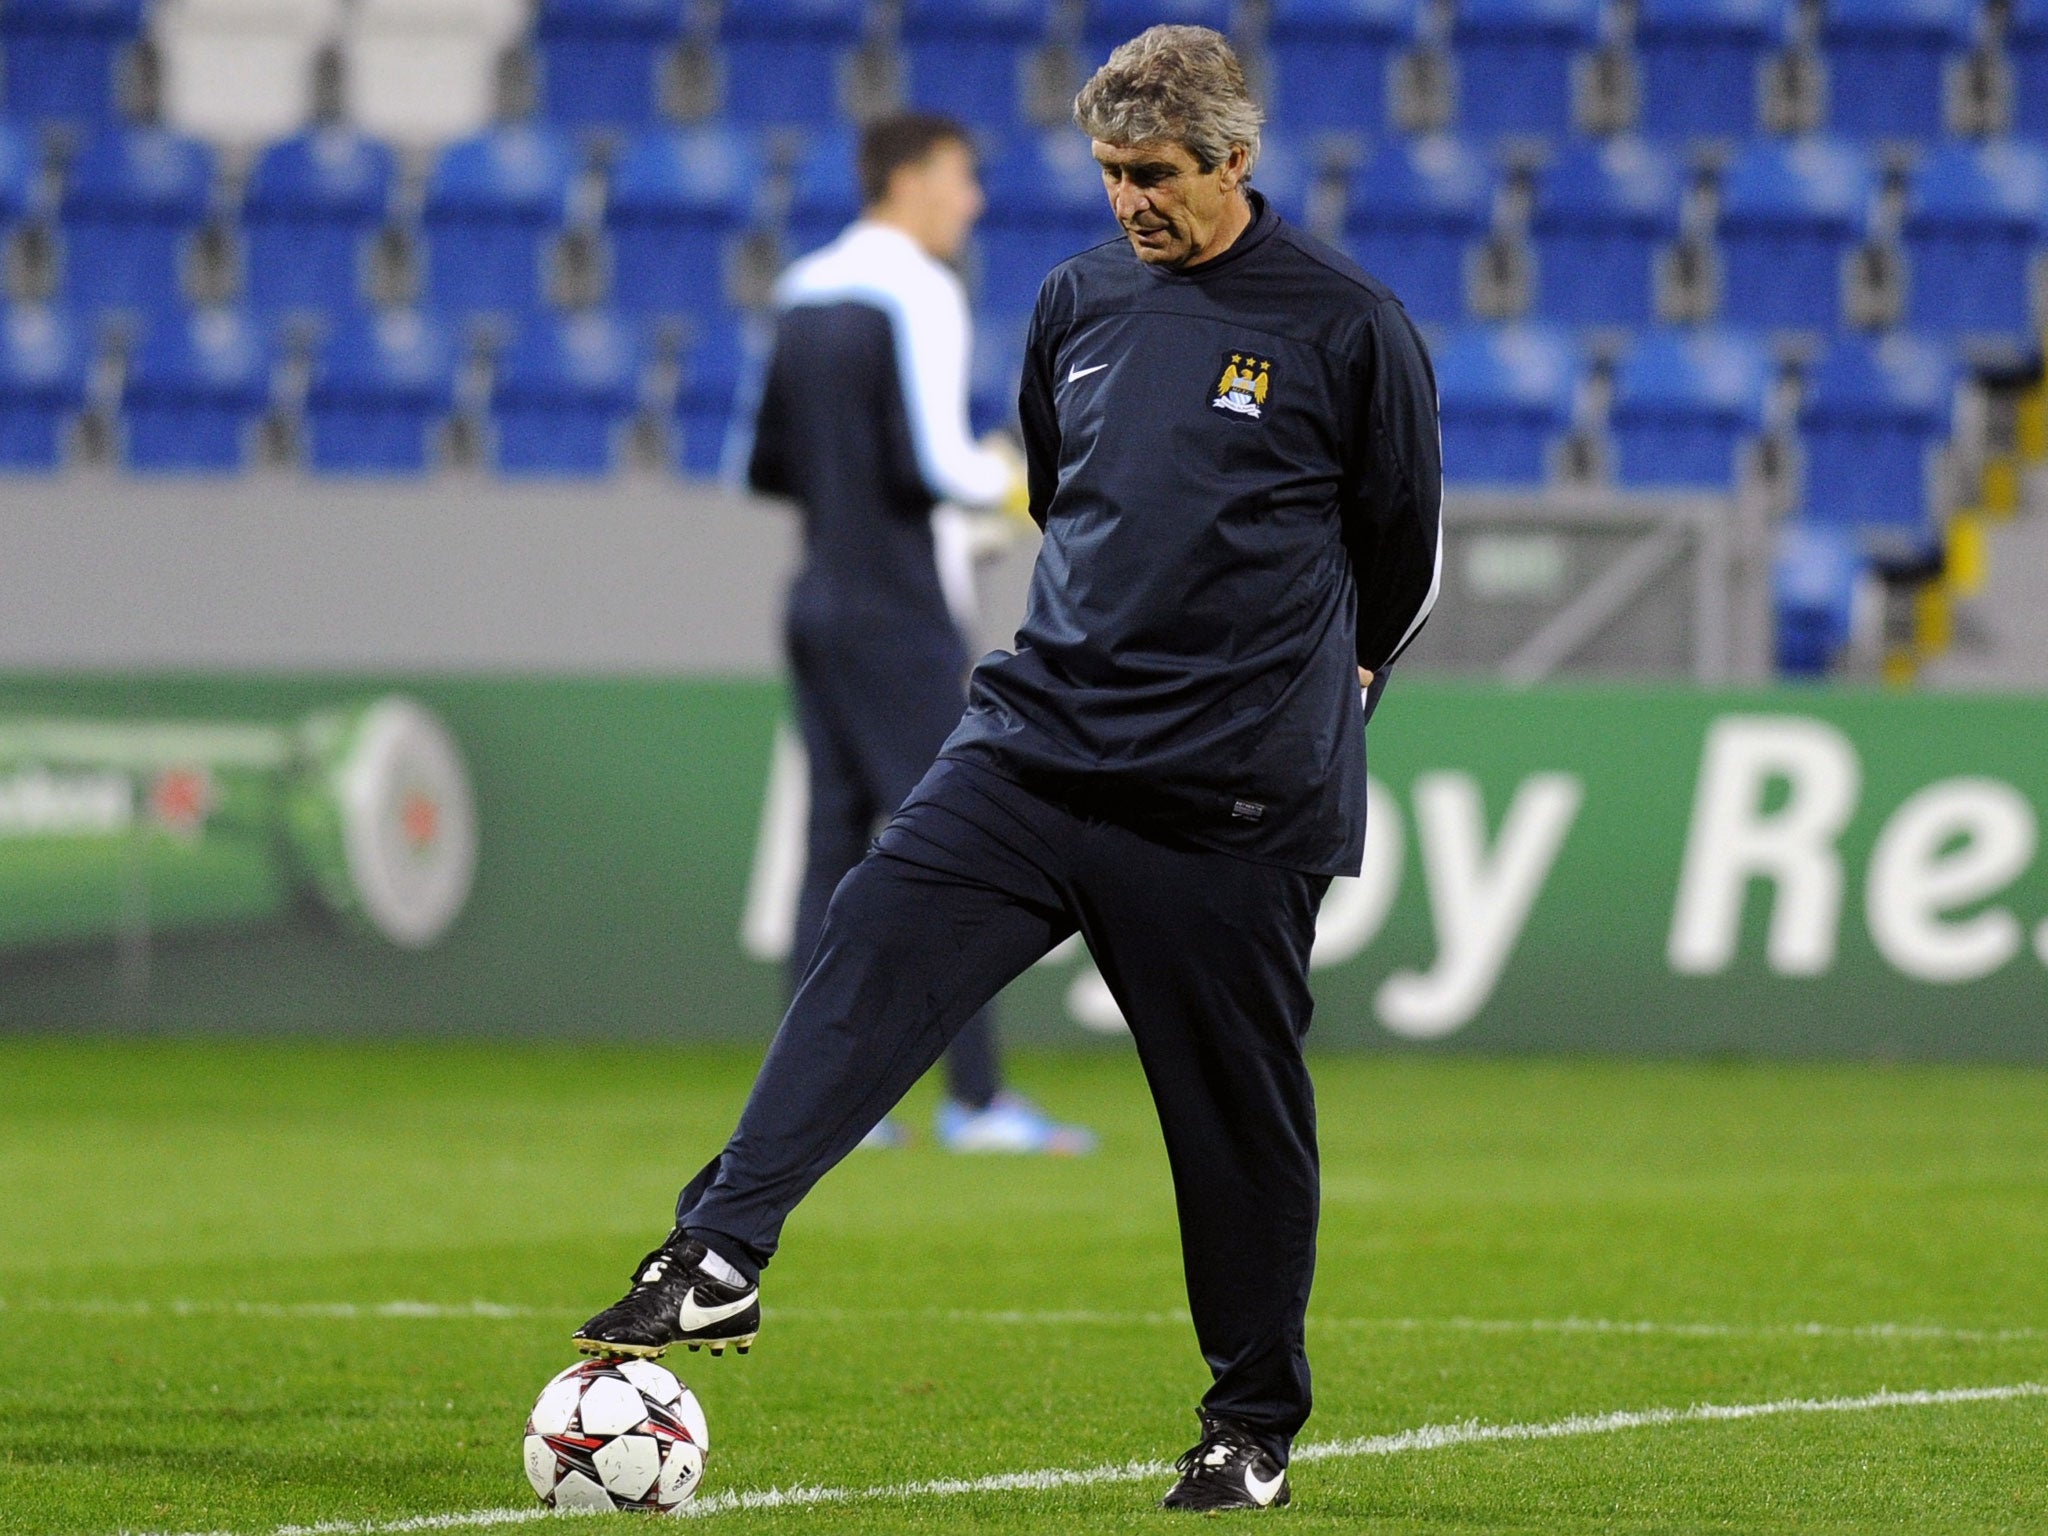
[422,126,578,320]
[1716,137,1875,331]
[1609,327,1771,487]
[1081,1,1233,69]
[1265,0,1424,138]
[1772,519,1865,674]
[718,0,865,127]
[673,308,755,475]
[0,124,42,235]
[242,130,397,322]
[1433,323,1582,483]
[490,309,645,475]
[1819,0,1976,141]
[535,0,684,129]
[2014,0,2048,139]
[605,127,764,319]
[1634,0,1790,141]
[0,0,143,126]
[121,307,275,473]
[305,308,460,475]
[60,126,215,317]
[1798,330,1957,561]
[1901,140,2048,341]
[0,306,89,469]
[1530,137,1685,327]
[975,130,1119,313]
[901,0,1054,130]
[1247,131,1316,228]
[969,309,1032,435]
[1451,0,1603,139]
[1341,135,1495,324]
[785,126,862,259]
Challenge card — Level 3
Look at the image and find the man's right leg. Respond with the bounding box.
[575,760,1074,1357]
[1069,824,1329,1481]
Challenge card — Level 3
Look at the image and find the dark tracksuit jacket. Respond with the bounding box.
[942,189,1443,875]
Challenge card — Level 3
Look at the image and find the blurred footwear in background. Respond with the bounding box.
[936,1091,1096,1155]
[856,1117,911,1149]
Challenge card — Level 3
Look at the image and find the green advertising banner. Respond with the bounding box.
[0,674,2044,1060]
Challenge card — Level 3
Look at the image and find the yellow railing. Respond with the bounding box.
[1892,341,2048,682]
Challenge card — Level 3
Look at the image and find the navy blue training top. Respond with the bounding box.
[940,191,1443,877]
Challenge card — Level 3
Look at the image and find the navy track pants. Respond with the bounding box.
[677,755,1331,1459]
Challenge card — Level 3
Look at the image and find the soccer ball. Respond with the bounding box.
[523,1357,709,1512]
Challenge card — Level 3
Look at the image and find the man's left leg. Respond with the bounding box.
[1075,826,1328,1504]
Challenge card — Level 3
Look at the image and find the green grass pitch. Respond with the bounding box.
[4,1038,2048,1534]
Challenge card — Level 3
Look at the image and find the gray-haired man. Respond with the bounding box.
[575,26,1443,1511]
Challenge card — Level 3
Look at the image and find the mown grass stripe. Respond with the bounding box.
[120,1381,2048,1535]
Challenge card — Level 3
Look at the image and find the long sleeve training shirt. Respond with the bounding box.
[748,220,1014,632]
[940,191,1442,876]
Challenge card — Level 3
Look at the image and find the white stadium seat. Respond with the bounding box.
[343,0,529,148]
[155,0,344,145]
[354,0,526,39]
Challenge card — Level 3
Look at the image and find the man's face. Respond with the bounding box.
[892,139,985,263]
[1092,138,1248,269]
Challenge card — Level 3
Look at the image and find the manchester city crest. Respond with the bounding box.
[1212,353,1271,419]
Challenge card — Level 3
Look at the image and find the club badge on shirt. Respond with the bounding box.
[1212,353,1271,420]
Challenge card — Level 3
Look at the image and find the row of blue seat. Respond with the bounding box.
[957,131,2048,331]
[0,300,1956,555]
[1422,325,1955,562]
[6,0,2048,136]
[531,11,2048,141]
[10,123,2046,339]
[0,304,748,474]
[0,122,757,321]
[1336,134,2048,336]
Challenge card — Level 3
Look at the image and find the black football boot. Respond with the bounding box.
[1159,1414,1292,1511]
[572,1228,760,1360]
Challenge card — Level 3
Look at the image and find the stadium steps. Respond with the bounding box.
[1900,358,2048,684]
[1917,493,2048,687]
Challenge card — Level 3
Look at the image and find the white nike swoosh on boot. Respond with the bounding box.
[677,1287,757,1333]
[1243,1466,1286,1505]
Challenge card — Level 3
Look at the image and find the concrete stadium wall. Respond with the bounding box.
[0,475,1737,682]
[0,475,1052,674]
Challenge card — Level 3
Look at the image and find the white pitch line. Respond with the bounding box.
[1317,1315,2048,1346]
[0,1299,544,1321]
[120,1512,563,1536]
[19,1297,2048,1344]
[121,1381,2048,1536]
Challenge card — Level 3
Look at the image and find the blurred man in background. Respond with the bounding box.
[744,112,1092,1156]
